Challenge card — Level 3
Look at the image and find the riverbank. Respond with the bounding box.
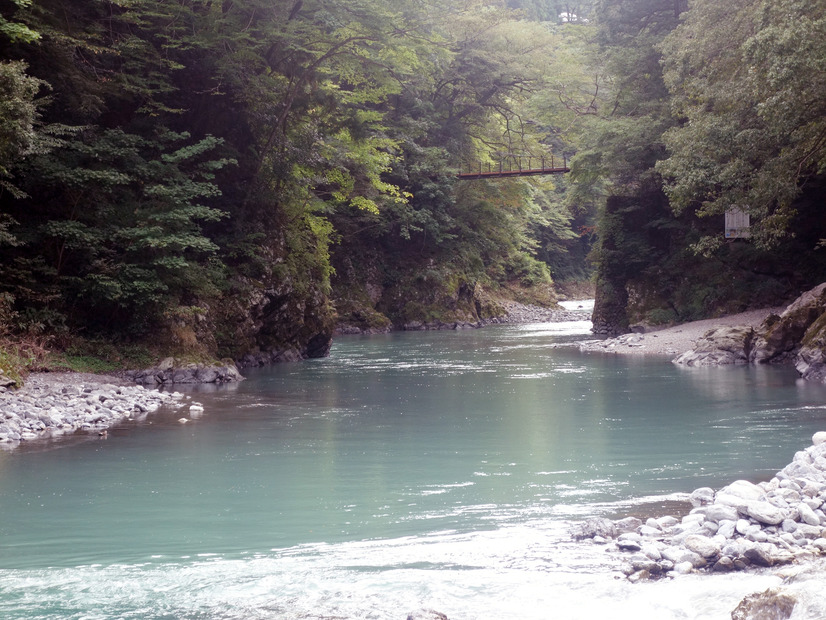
[0,300,591,449]
[579,307,785,357]
[0,372,194,448]
[575,432,826,580]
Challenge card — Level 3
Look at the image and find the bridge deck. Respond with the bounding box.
[457,156,569,179]
[457,165,569,179]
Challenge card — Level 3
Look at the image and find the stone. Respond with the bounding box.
[751,282,826,365]
[614,517,643,533]
[627,569,651,583]
[704,504,739,523]
[641,543,662,561]
[712,556,735,572]
[570,518,617,541]
[617,533,642,552]
[683,534,720,559]
[813,431,826,446]
[682,513,706,525]
[407,610,448,620]
[797,502,821,526]
[690,487,714,506]
[793,523,823,539]
[746,527,769,543]
[724,480,767,501]
[743,546,775,567]
[742,500,785,525]
[717,520,736,539]
[629,555,659,573]
[660,546,693,564]
[195,367,219,383]
[638,525,661,537]
[656,515,679,529]
[731,587,796,620]
[673,325,755,367]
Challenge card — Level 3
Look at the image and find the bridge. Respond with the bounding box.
[457,155,569,179]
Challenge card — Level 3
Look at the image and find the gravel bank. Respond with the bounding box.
[579,307,785,357]
[0,372,192,449]
[500,300,592,324]
[574,432,826,582]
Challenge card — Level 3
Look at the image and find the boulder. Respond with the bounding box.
[673,325,755,366]
[742,546,775,567]
[795,311,826,382]
[683,534,721,559]
[742,500,785,526]
[725,480,768,501]
[617,533,643,551]
[750,282,826,365]
[570,517,617,541]
[731,587,796,620]
[797,503,821,526]
[705,504,740,524]
[713,556,735,572]
[690,487,715,506]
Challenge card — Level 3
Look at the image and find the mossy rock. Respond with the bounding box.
[751,282,826,364]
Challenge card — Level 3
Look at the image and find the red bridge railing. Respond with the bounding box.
[457,155,569,179]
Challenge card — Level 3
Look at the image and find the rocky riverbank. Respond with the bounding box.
[573,432,826,584]
[496,300,592,324]
[335,300,593,334]
[0,372,197,448]
[579,307,783,357]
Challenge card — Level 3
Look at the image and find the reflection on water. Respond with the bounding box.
[1,318,826,618]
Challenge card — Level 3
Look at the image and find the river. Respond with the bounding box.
[1,310,826,619]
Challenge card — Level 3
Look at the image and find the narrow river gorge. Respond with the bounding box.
[1,314,826,619]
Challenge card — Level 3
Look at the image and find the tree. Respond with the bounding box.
[5,127,231,331]
[573,0,685,333]
[658,0,826,250]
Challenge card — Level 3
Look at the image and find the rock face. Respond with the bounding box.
[673,326,755,366]
[750,283,826,364]
[573,432,826,581]
[211,256,335,368]
[673,283,826,383]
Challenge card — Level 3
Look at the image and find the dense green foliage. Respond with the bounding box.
[575,0,826,333]
[0,0,589,364]
[2,0,822,361]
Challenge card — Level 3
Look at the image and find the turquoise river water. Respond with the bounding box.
[1,313,826,618]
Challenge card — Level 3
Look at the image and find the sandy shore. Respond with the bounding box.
[580,307,786,357]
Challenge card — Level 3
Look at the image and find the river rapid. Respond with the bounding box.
[1,308,826,619]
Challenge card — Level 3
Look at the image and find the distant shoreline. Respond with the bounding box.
[579,307,785,357]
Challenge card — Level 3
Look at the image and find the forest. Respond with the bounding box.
[0,0,825,375]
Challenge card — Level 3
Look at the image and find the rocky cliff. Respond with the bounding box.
[674,283,826,383]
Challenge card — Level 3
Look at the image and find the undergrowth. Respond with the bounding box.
[0,333,158,387]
